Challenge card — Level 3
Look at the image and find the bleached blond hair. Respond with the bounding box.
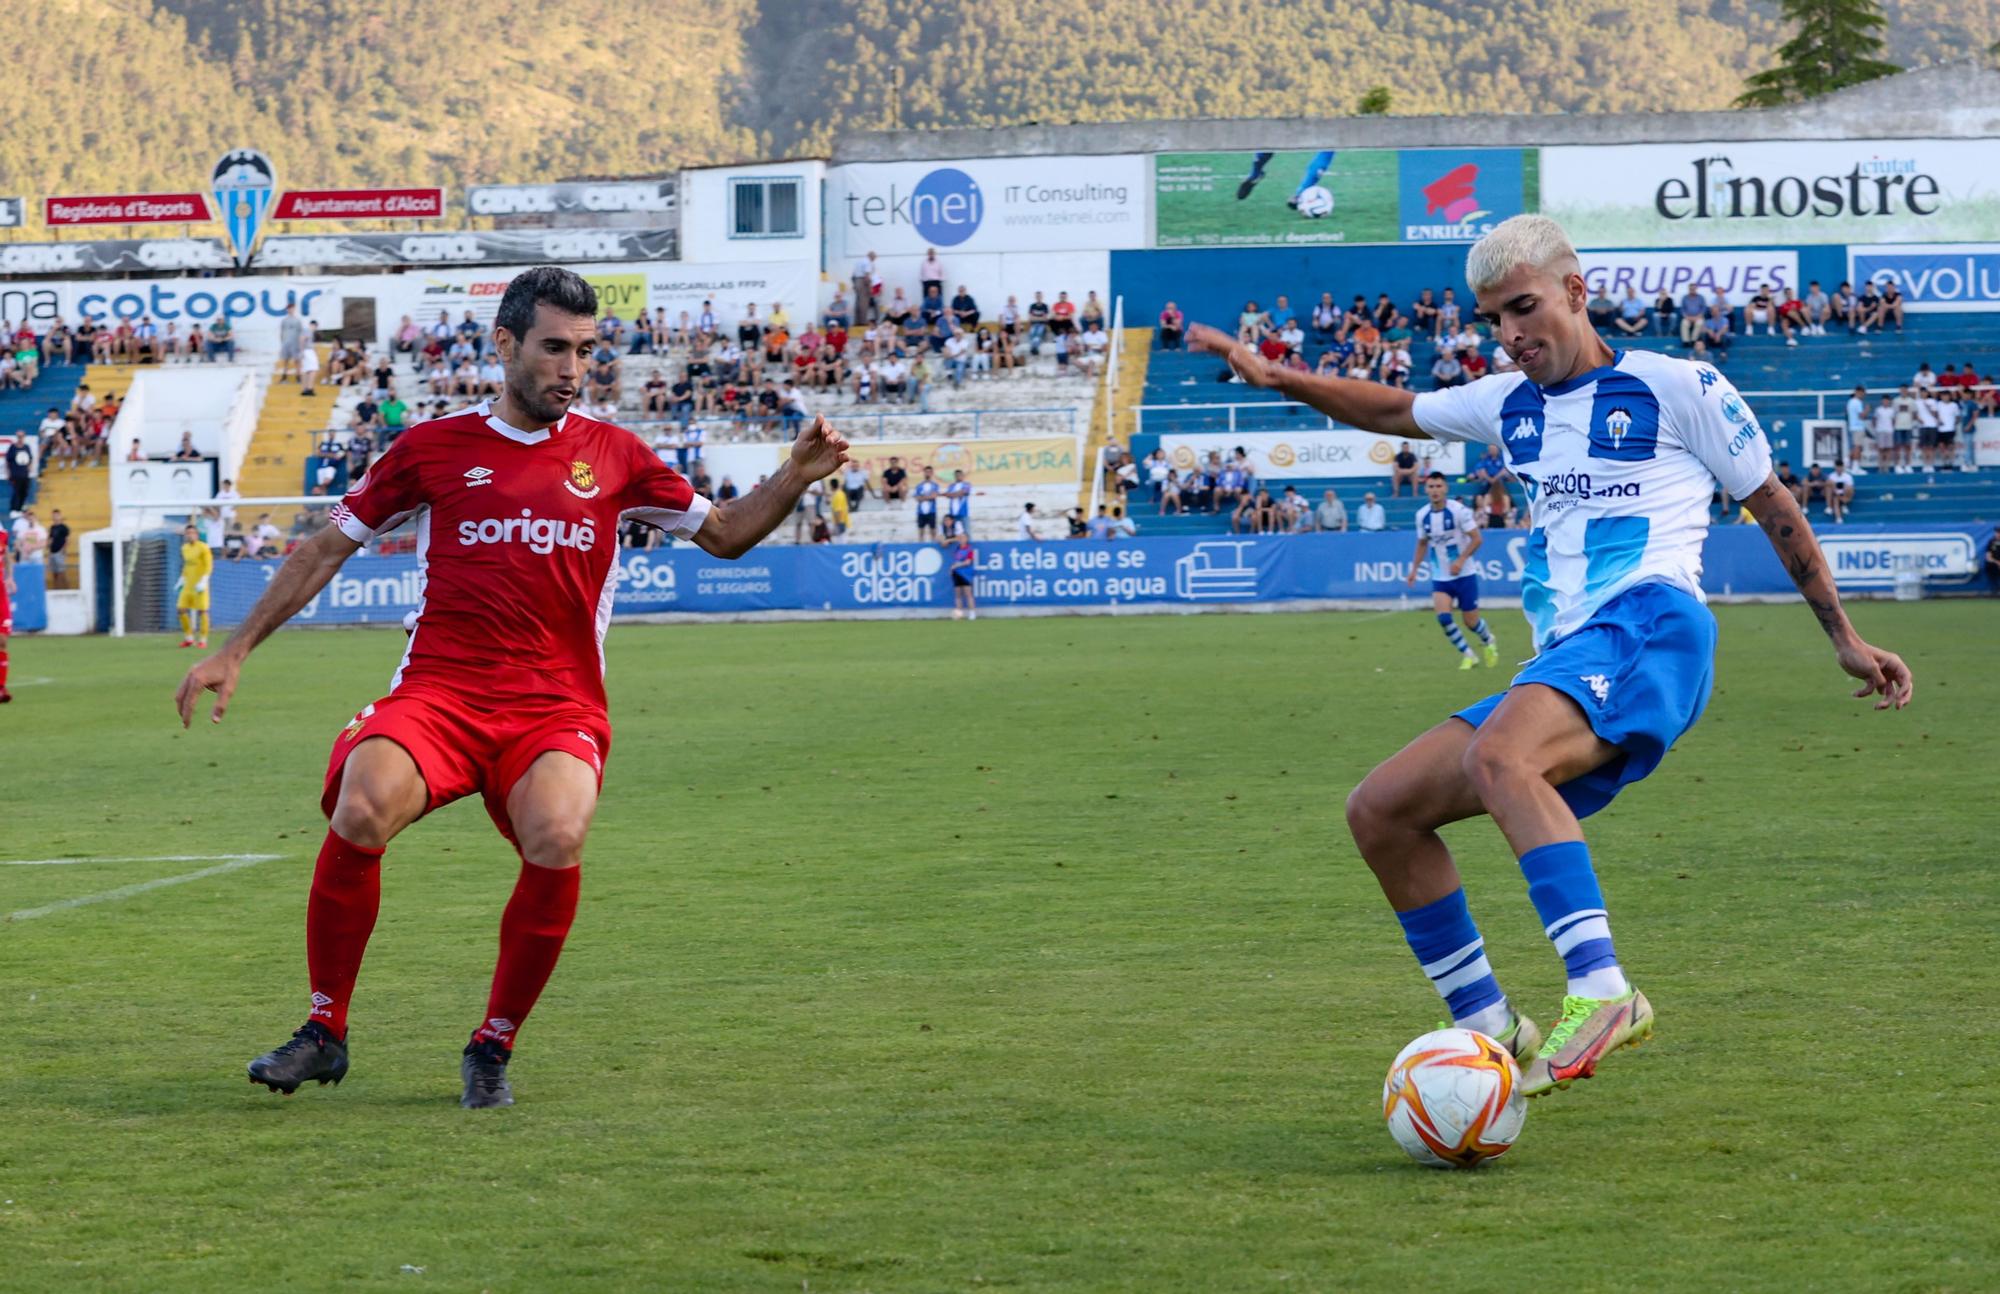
[1464,215,1580,295]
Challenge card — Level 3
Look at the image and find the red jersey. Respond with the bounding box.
[329,401,710,711]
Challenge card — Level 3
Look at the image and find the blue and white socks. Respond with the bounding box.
[1468,617,1495,648]
[1519,841,1631,1000]
[1437,612,1473,657]
[1396,889,1513,1037]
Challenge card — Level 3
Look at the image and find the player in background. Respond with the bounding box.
[945,469,973,537]
[948,531,977,620]
[1405,472,1498,671]
[175,267,852,1109]
[0,531,13,702]
[1190,215,1911,1097]
[177,522,214,648]
[913,466,941,540]
[1236,149,1335,208]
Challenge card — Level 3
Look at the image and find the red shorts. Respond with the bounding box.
[322,688,611,842]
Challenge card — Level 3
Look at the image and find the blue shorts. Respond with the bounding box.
[1453,579,1717,819]
[1431,575,1480,610]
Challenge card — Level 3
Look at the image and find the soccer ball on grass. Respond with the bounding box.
[1381,1027,1526,1169]
[1295,185,1335,218]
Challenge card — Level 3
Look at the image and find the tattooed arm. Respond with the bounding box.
[1738,473,1914,710]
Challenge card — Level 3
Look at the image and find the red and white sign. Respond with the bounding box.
[45,193,211,226]
[272,188,445,220]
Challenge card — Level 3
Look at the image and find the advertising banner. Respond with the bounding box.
[186,524,1993,631]
[1156,429,1465,479]
[0,239,234,276]
[0,275,345,350]
[253,227,677,268]
[466,180,677,217]
[1578,250,1800,300]
[44,193,211,225]
[1974,417,2000,467]
[0,197,23,229]
[1543,140,2000,247]
[826,155,1146,258]
[1154,148,1536,248]
[272,188,445,220]
[1849,243,2000,313]
[371,259,818,339]
[839,436,1080,487]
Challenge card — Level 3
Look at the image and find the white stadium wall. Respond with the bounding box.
[859,250,1112,330]
[677,160,825,266]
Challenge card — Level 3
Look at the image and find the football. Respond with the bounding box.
[1295,184,1335,217]
[1381,1028,1527,1169]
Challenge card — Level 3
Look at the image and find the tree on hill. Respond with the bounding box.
[1736,0,1900,106]
[1356,86,1393,114]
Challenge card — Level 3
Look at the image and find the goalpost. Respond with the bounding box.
[108,492,396,636]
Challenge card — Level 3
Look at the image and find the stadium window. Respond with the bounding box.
[730,177,802,239]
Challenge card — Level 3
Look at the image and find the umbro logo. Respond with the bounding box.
[486,1017,516,1035]
[311,991,333,1008]
[1580,673,1611,703]
[464,466,495,487]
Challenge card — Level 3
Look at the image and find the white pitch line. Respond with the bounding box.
[1,853,285,867]
[4,855,283,923]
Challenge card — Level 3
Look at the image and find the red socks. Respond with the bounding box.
[1,647,10,690]
[471,861,580,1050]
[305,829,384,1039]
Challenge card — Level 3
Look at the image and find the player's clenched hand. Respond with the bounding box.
[788,414,852,482]
[1836,637,1913,711]
[1187,323,1284,389]
[175,652,241,727]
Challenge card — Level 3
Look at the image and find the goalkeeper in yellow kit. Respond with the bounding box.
[177,521,214,648]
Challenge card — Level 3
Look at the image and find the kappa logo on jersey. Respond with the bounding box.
[1697,366,1719,394]
[564,459,600,499]
[1497,384,1546,465]
[1507,416,1538,442]
[458,509,598,554]
[463,466,495,487]
[1580,673,1612,703]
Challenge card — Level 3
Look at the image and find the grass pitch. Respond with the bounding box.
[2,602,1995,1292]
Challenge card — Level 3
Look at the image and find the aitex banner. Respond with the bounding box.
[1156,429,1465,479]
[273,188,445,220]
[45,193,211,225]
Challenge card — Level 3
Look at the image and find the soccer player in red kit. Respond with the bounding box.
[1,533,14,703]
[175,267,852,1108]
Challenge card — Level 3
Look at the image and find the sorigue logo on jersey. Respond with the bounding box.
[458,510,597,554]
[564,459,600,499]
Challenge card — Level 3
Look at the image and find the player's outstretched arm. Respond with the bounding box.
[1740,473,1913,710]
[1186,323,1427,439]
[691,414,852,559]
[174,524,363,727]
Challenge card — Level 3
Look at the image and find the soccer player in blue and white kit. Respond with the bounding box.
[945,469,974,538]
[1191,215,1912,1096]
[1406,471,1499,671]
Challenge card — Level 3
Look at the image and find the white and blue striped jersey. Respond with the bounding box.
[1411,350,1772,649]
[1413,498,1481,577]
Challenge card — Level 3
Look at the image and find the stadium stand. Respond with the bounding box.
[16,363,139,540]
[1121,309,2000,535]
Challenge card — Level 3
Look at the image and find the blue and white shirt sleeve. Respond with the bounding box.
[1409,375,1516,447]
[1667,365,1774,499]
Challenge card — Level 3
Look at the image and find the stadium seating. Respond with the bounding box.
[1123,311,2000,534]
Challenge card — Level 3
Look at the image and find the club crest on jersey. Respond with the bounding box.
[564,459,600,499]
[1604,406,1634,449]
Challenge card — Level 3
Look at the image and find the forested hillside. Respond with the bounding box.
[1,0,1988,233]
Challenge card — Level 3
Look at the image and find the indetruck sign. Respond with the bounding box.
[1849,244,2000,313]
[1543,139,2000,247]
[825,155,1146,257]
[44,193,210,225]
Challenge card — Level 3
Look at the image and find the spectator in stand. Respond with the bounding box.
[1829,281,1856,332]
[5,434,32,512]
[1685,337,1714,369]
[1913,361,1937,392]
[1042,292,1074,339]
[943,326,973,387]
[1613,288,1650,337]
[1868,394,1898,472]
[1878,279,1907,333]
[1378,338,1412,389]
[1088,505,1114,540]
[1483,479,1516,530]
[1913,388,1944,468]
[1892,385,1919,471]
[1460,345,1489,382]
[1143,448,1170,502]
[1653,288,1678,336]
[1351,316,1382,365]
[1435,288,1461,341]
[822,288,851,331]
[1825,459,1855,521]
[1586,286,1617,331]
[1854,279,1883,333]
[1021,292,1051,354]
[1306,292,1337,343]
[1111,504,1139,538]
[879,456,908,503]
[1315,488,1348,532]
[206,316,236,362]
[172,431,203,462]
[1214,456,1249,517]
[1081,291,1107,333]
[850,251,878,326]
[1410,288,1439,335]
[1470,444,1506,487]
[481,352,508,399]
[1745,286,1777,336]
[1277,485,1309,532]
[456,309,485,352]
[1677,287,1707,345]
[1774,287,1808,346]
[1430,348,1466,389]
[1937,389,1963,469]
[1801,282,1830,335]
[945,286,979,332]
[1844,383,1868,449]
[919,248,945,302]
[44,508,70,588]
[1390,441,1420,497]
[1159,470,1185,515]
[1276,314,1305,355]
[1236,300,1268,343]
[1701,302,1734,355]
[1158,301,1184,350]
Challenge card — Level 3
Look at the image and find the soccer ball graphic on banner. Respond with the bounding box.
[1295,185,1335,218]
[1381,1028,1527,1169]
